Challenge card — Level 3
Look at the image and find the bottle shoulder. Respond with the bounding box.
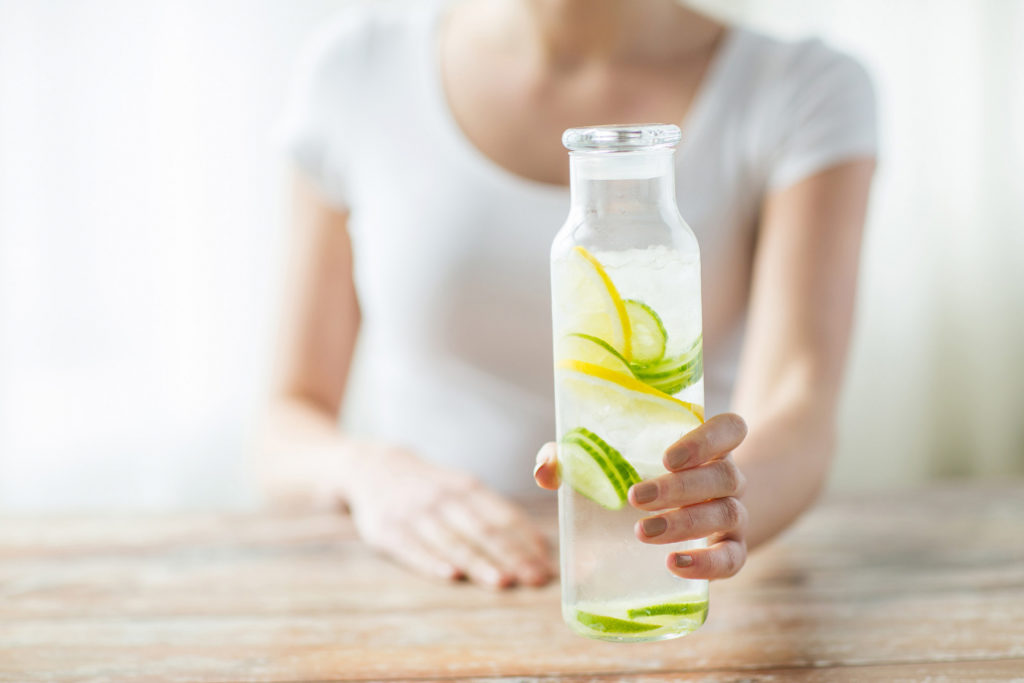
[552,211,700,260]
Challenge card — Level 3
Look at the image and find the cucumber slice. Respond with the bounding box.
[631,334,703,395]
[632,334,702,377]
[572,427,641,493]
[558,333,632,376]
[624,300,667,364]
[627,600,708,619]
[631,351,699,379]
[560,427,640,510]
[637,355,702,395]
[575,610,661,634]
[559,437,623,510]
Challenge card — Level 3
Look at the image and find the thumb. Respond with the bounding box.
[533,442,560,490]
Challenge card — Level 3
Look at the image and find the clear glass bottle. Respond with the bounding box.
[550,124,707,642]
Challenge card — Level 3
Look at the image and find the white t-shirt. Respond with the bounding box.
[279,0,877,498]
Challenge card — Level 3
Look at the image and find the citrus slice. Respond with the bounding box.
[557,333,632,376]
[631,334,703,396]
[560,427,640,510]
[557,359,705,424]
[624,299,667,364]
[627,600,708,619]
[566,246,632,359]
[575,610,661,634]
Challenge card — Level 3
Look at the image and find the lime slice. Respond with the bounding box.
[557,333,632,376]
[561,427,640,510]
[631,334,703,396]
[565,246,632,359]
[624,300,667,364]
[627,600,708,619]
[575,610,661,634]
[557,359,705,424]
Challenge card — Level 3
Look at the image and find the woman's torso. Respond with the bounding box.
[279,0,877,497]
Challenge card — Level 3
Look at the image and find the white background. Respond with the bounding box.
[1,0,1022,511]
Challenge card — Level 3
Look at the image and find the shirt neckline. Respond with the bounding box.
[419,1,744,196]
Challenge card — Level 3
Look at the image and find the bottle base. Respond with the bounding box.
[566,620,707,643]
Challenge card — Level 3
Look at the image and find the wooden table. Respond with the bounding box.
[2,483,1023,682]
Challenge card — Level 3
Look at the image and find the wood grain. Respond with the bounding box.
[1,482,1022,682]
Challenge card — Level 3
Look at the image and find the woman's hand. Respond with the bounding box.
[534,413,749,580]
[347,444,555,589]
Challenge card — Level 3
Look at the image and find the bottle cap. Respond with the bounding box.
[562,124,682,152]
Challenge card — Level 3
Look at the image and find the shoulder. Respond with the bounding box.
[719,27,878,189]
[734,28,876,118]
[747,29,869,79]
[279,0,433,204]
[295,0,433,83]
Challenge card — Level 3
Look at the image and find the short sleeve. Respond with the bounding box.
[276,14,365,209]
[766,45,878,191]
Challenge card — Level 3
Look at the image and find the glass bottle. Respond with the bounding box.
[550,124,707,642]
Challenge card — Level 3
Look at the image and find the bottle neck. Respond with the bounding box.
[568,150,677,216]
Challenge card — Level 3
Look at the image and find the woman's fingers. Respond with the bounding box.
[533,442,560,490]
[468,487,549,557]
[387,531,464,582]
[440,496,553,587]
[466,487,554,578]
[666,533,747,580]
[501,519,556,584]
[634,496,747,545]
[413,516,513,589]
[531,435,747,581]
[629,455,745,511]
[663,413,748,472]
[486,497,555,584]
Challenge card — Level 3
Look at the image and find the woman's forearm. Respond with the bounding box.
[256,395,361,509]
[731,397,837,549]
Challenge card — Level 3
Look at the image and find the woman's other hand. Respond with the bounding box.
[534,413,749,580]
[348,445,555,589]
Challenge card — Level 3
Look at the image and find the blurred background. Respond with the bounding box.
[0,0,1021,512]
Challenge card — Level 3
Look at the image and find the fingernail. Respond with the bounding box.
[665,442,695,470]
[631,482,658,504]
[641,517,667,537]
[674,554,693,568]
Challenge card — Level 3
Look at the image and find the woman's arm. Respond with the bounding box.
[258,171,362,508]
[733,158,876,549]
[535,158,875,576]
[258,172,554,587]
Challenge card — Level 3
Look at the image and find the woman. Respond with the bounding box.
[261,0,876,588]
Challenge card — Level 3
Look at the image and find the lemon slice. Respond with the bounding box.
[566,246,632,359]
[557,359,705,424]
[557,333,632,375]
[575,610,661,634]
[624,299,667,364]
